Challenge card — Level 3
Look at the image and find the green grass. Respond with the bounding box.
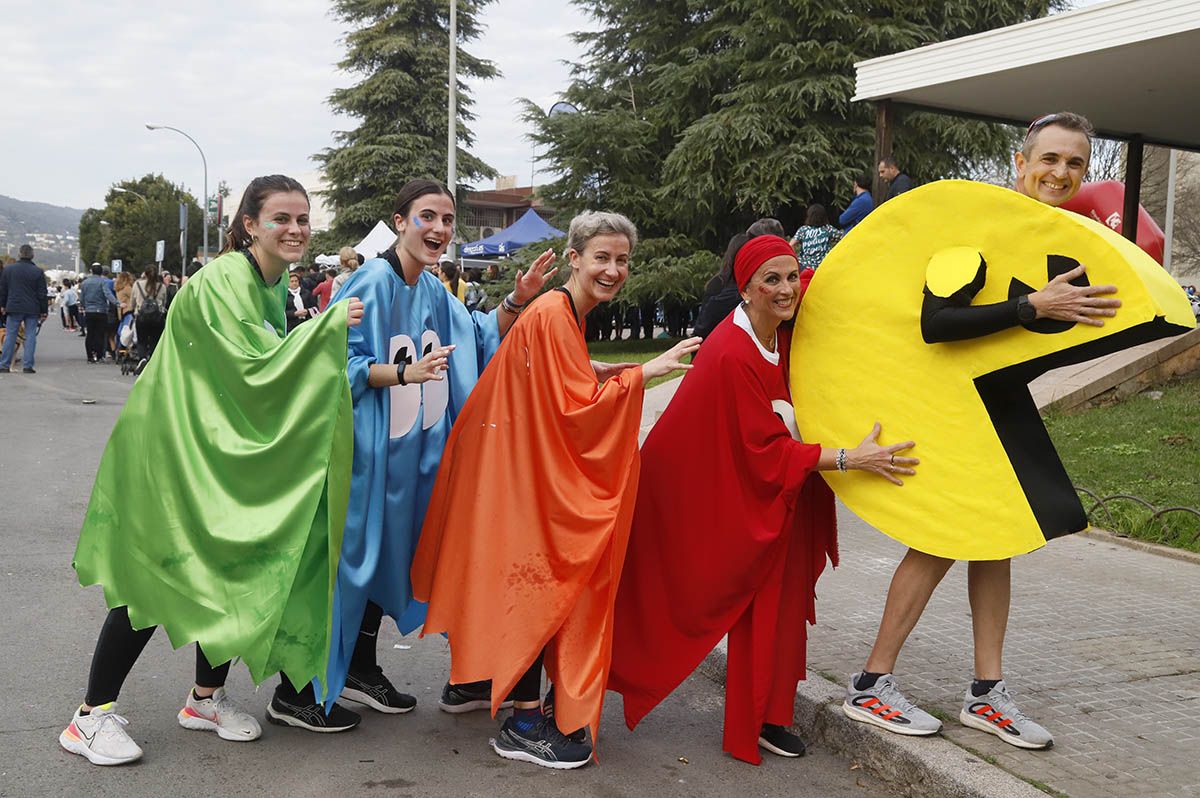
[588,336,684,390]
[1044,372,1200,551]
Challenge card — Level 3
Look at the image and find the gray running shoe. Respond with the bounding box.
[842,673,943,736]
[959,681,1053,750]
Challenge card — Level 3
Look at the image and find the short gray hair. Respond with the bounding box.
[566,211,638,256]
[18,244,33,259]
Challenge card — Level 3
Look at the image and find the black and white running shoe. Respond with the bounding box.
[492,715,593,770]
[758,723,806,757]
[266,694,361,733]
[342,667,417,714]
[439,680,514,714]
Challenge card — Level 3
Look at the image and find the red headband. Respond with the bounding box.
[734,235,797,290]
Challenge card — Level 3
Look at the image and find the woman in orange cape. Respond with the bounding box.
[608,235,920,764]
[411,211,699,770]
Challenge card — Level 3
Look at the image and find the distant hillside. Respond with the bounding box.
[0,194,85,236]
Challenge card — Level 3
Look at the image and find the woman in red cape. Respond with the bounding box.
[608,235,919,764]
[412,211,700,770]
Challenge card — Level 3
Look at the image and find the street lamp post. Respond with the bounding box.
[146,124,208,264]
[113,186,149,207]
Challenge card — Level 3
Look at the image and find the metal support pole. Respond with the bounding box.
[446,0,458,261]
[1164,149,1179,272]
[873,101,894,205]
[1123,136,1144,244]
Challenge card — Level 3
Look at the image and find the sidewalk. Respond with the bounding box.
[799,510,1200,798]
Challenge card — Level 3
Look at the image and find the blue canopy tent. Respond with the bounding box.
[461,208,564,257]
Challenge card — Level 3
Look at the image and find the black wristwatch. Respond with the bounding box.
[396,363,408,386]
[1016,294,1037,325]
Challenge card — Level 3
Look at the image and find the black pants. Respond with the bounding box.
[135,316,165,361]
[85,606,230,707]
[510,650,545,703]
[84,312,108,362]
[275,601,385,703]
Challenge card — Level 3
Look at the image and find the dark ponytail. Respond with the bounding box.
[222,175,308,254]
[393,179,454,222]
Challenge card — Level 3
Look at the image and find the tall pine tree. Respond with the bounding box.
[527,0,1063,251]
[315,0,498,249]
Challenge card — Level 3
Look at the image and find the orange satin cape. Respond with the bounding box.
[412,289,645,742]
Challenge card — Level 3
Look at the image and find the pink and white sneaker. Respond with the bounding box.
[178,687,262,742]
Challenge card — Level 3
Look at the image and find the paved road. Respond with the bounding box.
[1,327,896,798]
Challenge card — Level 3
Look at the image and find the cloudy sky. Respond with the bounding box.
[3,0,1099,212]
[1,0,589,210]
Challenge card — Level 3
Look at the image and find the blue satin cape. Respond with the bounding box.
[323,259,499,700]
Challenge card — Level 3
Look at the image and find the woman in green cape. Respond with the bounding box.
[60,175,364,766]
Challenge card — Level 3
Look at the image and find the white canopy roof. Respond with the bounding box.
[853,0,1200,151]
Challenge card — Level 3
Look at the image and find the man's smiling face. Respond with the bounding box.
[1014,124,1091,207]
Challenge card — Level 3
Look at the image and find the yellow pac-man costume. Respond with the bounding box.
[792,180,1195,560]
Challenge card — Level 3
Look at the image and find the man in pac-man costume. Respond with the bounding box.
[795,112,1193,750]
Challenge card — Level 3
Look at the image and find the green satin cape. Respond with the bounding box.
[74,251,353,693]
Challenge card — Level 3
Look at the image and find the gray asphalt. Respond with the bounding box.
[0,325,897,798]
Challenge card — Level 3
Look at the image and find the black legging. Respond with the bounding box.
[85,606,230,707]
[511,650,545,703]
[276,600,384,703]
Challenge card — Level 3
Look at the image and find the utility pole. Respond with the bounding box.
[446,0,458,261]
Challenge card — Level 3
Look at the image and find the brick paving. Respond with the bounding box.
[808,507,1200,797]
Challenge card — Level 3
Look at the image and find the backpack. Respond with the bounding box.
[137,282,165,325]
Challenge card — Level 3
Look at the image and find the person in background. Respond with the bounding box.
[311,268,336,313]
[789,204,843,270]
[0,244,48,373]
[131,264,168,372]
[331,246,359,295]
[438,254,468,304]
[464,268,486,313]
[285,271,312,333]
[840,174,875,232]
[878,156,914,201]
[80,264,118,364]
[63,278,80,332]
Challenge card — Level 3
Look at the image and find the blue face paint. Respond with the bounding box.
[264,222,278,230]
[412,216,425,228]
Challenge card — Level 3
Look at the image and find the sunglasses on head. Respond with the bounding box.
[1026,113,1065,136]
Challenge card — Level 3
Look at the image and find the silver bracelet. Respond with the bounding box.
[836,448,847,472]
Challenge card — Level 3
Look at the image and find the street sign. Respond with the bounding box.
[111,259,123,273]
[155,239,166,263]
[208,197,219,214]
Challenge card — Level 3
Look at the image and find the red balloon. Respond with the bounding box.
[1059,181,1165,264]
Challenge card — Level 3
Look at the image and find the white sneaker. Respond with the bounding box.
[59,703,143,766]
[178,687,262,742]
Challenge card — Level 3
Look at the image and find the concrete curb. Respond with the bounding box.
[698,640,1047,798]
[1081,527,1200,566]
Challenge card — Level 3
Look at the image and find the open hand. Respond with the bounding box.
[406,344,455,383]
[592,359,638,382]
[1029,264,1120,327]
[641,336,702,381]
[512,248,559,305]
[848,422,919,486]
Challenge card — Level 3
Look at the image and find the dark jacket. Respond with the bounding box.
[0,258,49,315]
[693,278,741,339]
[887,173,914,200]
[80,275,118,314]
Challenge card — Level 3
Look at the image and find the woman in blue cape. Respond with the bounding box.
[268,180,557,731]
